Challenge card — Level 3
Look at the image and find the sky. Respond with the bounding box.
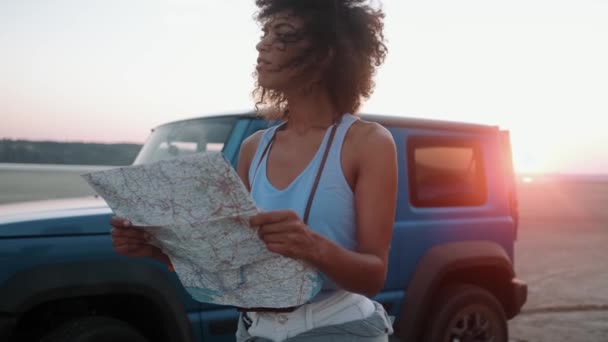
[1,0,607,174]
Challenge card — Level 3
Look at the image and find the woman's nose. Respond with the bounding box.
[256,37,269,52]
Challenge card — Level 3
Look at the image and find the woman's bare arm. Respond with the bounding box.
[309,123,397,296]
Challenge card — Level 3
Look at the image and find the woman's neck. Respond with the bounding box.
[283,89,338,134]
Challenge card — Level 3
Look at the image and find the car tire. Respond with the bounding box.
[41,316,149,342]
[422,283,508,342]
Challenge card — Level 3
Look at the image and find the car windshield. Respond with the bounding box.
[133,117,237,165]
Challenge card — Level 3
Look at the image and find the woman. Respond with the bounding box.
[111,0,397,340]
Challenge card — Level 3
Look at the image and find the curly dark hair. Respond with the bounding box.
[253,0,388,119]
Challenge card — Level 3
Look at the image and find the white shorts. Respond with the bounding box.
[242,290,376,342]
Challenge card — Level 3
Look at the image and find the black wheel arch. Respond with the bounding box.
[0,260,194,342]
[394,241,519,342]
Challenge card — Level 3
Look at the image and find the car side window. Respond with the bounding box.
[407,137,487,207]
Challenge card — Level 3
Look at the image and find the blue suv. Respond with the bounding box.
[0,113,527,342]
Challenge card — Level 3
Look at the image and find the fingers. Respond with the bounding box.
[257,223,301,245]
[110,215,165,262]
[112,238,150,256]
[110,216,131,229]
[114,243,157,258]
[249,210,297,227]
[256,221,296,237]
[127,246,158,258]
[111,227,149,241]
[114,242,142,254]
[111,228,137,239]
[110,218,155,258]
[260,232,298,244]
[110,216,153,230]
[112,237,149,248]
[265,242,289,256]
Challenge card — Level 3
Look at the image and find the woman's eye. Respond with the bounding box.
[277,33,299,43]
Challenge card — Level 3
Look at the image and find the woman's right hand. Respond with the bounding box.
[110,216,172,268]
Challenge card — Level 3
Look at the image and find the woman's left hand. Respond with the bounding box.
[249,210,321,263]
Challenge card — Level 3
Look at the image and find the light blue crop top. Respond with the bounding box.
[248,114,359,298]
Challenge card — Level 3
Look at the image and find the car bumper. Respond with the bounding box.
[508,278,528,318]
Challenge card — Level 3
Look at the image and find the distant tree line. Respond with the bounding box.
[0,139,142,166]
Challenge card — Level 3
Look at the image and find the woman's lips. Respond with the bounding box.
[256,57,272,72]
[257,57,271,65]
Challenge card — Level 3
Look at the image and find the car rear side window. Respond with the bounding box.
[408,137,487,207]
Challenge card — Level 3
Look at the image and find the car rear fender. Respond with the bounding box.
[395,241,516,341]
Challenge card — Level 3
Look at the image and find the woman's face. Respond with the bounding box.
[255,12,312,91]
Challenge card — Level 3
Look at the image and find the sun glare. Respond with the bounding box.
[522,176,534,183]
[512,149,545,175]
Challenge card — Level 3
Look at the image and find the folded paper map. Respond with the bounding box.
[82,152,322,307]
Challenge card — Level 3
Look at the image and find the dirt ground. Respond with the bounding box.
[0,164,104,204]
[507,177,608,342]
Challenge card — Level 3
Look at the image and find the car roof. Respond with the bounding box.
[153,112,499,133]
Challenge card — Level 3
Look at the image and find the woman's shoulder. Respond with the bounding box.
[343,118,397,191]
[341,118,396,186]
[242,128,267,148]
[346,118,395,153]
[240,129,269,161]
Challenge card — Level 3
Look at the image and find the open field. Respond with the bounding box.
[1,164,607,341]
[509,176,608,341]
[0,163,112,204]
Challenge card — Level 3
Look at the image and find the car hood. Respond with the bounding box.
[0,196,113,237]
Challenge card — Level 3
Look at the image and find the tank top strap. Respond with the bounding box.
[326,113,359,164]
[248,123,285,189]
[337,113,359,137]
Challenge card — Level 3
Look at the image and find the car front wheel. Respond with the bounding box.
[41,316,149,342]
